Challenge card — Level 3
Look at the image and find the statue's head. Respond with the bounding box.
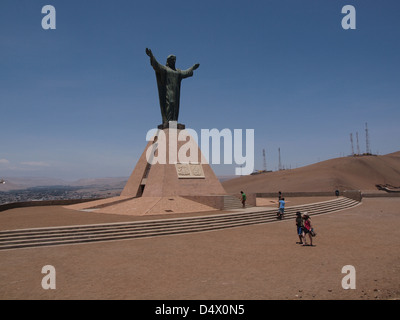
[166,55,176,69]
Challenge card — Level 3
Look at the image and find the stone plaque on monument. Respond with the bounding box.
[175,163,205,179]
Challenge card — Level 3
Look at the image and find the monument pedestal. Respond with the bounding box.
[121,127,227,198]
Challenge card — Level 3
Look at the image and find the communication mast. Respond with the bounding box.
[350,133,354,156]
[365,122,371,154]
[278,148,282,171]
[356,132,360,155]
[262,149,267,172]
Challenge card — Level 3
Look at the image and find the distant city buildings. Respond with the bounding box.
[0,187,121,205]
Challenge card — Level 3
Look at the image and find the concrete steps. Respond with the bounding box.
[0,197,360,251]
[223,195,246,210]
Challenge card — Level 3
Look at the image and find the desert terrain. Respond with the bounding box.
[0,197,399,301]
[223,151,400,193]
[0,151,399,301]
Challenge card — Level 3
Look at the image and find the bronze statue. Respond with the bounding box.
[145,48,200,127]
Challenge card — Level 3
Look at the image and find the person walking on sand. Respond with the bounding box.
[277,197,285,219]
[302,213,314,246]
[295,211,304,244]
[240,191,247,208]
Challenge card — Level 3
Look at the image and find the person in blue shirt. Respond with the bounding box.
[277,197,285,219]
[295,211,304,244]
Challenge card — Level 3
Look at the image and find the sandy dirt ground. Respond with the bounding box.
[0,197,399,300]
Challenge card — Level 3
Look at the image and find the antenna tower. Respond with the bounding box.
[350,133,354,156]
[365,122,371,154]
[278,148,282,171]
[356,132,360,155]
[262,149,267,171]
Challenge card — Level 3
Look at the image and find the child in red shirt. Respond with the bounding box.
[302,213,314,246]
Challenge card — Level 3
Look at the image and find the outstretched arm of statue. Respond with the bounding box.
[145,48,163,71]
[180,63,200,79]
[145,48,153,58]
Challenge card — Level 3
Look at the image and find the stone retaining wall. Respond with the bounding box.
[182,195,225,210]
[0,198,103,212]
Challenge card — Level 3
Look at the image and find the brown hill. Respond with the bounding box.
[222,151,400,194]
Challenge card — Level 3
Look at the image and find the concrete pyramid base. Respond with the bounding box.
[121,127,227,198]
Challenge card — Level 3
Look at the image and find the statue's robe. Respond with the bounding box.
[149,56,194,125]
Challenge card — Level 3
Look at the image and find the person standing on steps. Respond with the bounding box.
[278,197,285,219]
[240,191,247,208]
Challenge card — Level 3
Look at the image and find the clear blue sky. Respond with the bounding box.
[1,0,399,180]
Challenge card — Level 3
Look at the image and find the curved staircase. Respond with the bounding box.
[0,197,360,251]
